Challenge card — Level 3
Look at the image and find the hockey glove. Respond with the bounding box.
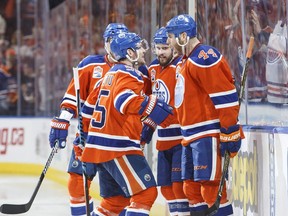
[140,117,157,145]
[139,95,174,128]
[49,117,70,148]
[220,124,243,158]
[73,132,88,160]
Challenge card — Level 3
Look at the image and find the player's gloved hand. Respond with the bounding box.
[139,95,174,128]
[140,117,157,145]
[49,117,70,148]
[220,124,244,158]
[73,132,88,160]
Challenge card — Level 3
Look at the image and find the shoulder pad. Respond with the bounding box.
[138,65,148,77]
[149,58,159,67]
[110,63,125,71]
[189,45,222,67]
[78,55,105,67]
[171,56,182,66]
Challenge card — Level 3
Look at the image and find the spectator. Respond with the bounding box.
[5,47,17,115]
[21,57,35,116]
[0,14,6,41]
[0,67,10,115]
[0,52,17,116]
[237,0,273,102]
[265,0,288,104]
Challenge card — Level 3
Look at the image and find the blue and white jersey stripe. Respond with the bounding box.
[86,132,141,151]
[181,119,220,141]
[209,89,239,109]
[61,93,77,107]
[81,101,95,119]
[114,90,138,114]
[157,124,183,141]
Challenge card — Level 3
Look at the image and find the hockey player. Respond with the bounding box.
[48,23,129,216]
[165,14,244,215]
[147,26,189,215]
[79,31,174,216]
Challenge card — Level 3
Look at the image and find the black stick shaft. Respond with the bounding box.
[0,146,57,214]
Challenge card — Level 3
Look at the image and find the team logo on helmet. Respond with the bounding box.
[118,32,126,38]
[166,14,197,38]
[103,23,128,41]
[178,14,186,21]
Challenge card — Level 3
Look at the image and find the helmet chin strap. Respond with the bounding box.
[126,49,139,63]
[104,43,110,54]
[104,43,118,63]
[107,51,118,63]
[176,36,189,55]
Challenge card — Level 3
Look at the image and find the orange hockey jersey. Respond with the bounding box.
[148,56,183,151]
[60,55,113,113]
[81,64,148,163]
[175,44,240,146]
[80,64,151,133]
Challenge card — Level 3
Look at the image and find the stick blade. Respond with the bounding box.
[0,203,31,214]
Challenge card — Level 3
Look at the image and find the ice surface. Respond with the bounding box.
[0,175,70,215]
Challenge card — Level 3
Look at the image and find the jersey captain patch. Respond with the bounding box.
[151,68,156,82]
[93,66,103,78]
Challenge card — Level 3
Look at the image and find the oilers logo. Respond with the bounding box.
[144,174,151,181]
[175,74,185,108]
[72,160,79,168]
[93,66,103,78]
[152,79,170,103]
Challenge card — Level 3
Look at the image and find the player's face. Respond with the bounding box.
[155,44,173,66]
[134,39,149,65]
[167,33,182,54]
[136,46,147,65]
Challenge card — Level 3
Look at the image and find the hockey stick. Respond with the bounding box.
[73,67,90,216]
[0,145,58,214]
[191,36,254,216]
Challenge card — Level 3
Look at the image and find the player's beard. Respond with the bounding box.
[158,54,173,67]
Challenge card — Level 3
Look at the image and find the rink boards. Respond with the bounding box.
[0,118,287,216]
